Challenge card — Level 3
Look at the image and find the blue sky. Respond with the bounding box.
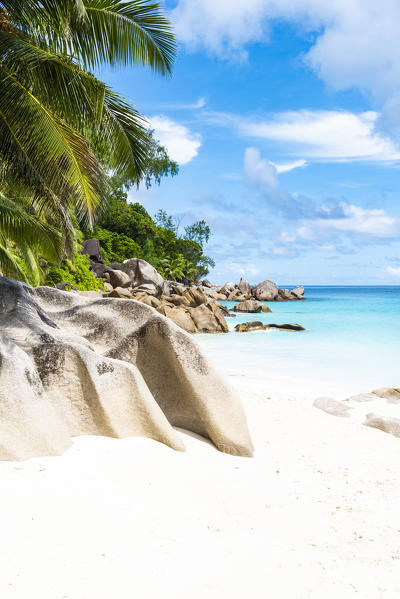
[101,0,400,285]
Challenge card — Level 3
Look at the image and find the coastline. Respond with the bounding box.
[0,284,398,598]
[1,371,400,598]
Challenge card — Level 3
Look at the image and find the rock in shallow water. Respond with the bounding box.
[234,321,266,333]
[234,321,305,333]
[233,299,272,313]
[265,323,305,331]
[0,278,253,460]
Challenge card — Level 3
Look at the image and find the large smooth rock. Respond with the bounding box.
[233,299,272,313]
[0,278,253,460]
[252,279,279,301]
[119,258,164,297]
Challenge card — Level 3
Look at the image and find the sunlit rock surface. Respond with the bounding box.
[0,278,253,460]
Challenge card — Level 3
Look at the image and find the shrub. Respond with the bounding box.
[45,251,104,291]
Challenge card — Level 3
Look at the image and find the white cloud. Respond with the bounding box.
[171,1,400,98]
[244,146,400,244]
[171,0,271,60]
[314,204,400,238]
[208,110,400,163]
[386,266,400,277]
[148,115,202,165]
[272,159,307,173]
[171,1,400,135]
[282,205,400,242]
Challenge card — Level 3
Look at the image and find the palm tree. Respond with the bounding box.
[0,0,175,278]
[160,255,186,282]
[160,254,197,282]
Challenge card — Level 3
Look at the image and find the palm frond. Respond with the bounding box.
[0,67,105,225]
[98,87,150,181]
[68,0,176,74]
[0,30,107,131]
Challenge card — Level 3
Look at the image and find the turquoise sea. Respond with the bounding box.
[196,286,400,398]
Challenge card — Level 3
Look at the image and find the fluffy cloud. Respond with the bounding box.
[171,1,400,97]
[245,146,400,246]
[147,116,202,165]
[171,0,400,134]
[206,110,400,163]
[313,205,400,239]
[282,205,400,246]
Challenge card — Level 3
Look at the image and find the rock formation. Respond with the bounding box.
[0,278,253,461]
[314,387,400,440]
[78,240,307,334]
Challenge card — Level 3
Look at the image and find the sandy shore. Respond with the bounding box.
[0,375,400,598]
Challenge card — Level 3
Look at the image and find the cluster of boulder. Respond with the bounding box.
[75,241,306,334]
[87,258,228,334]
[200,277,305,302]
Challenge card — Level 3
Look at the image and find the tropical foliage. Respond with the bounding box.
[83,173,215,282]
[0,0,175,279]
[45,251,105,291]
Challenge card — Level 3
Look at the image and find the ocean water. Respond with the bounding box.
[196,286,400,398]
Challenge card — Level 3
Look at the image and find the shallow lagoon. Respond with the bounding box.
[197,286,400,398]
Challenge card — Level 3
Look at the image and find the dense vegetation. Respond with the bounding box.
[85,175,215,282]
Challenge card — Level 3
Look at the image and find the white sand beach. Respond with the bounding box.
[1,373,399,599]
